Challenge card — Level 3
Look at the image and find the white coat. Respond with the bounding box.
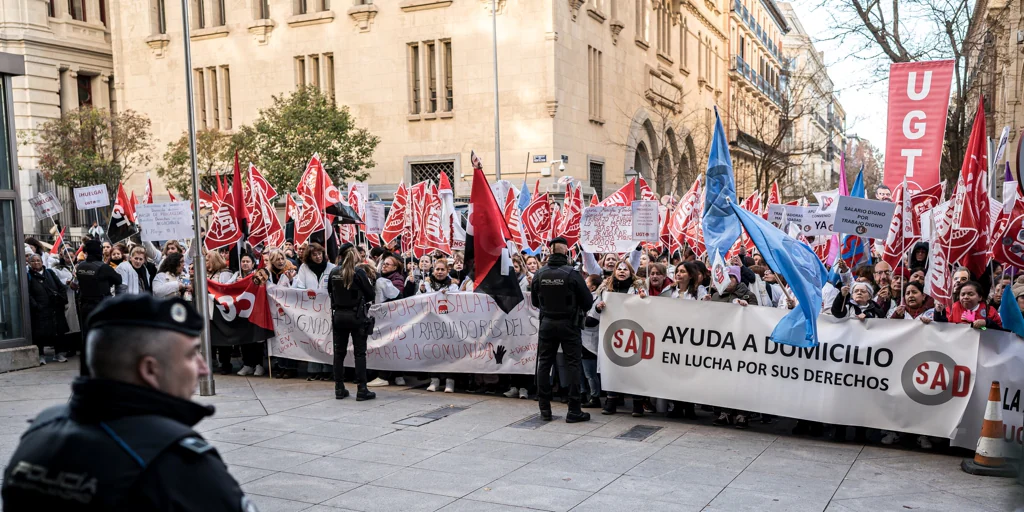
[292,263,335,290]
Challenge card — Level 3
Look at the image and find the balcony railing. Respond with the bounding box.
[732,55,783,106]
[733,0,782,62]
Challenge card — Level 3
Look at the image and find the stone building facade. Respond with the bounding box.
[0,0,114,232]
[108,0,731,203]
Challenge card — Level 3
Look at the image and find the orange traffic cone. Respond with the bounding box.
[961,381,1018,477]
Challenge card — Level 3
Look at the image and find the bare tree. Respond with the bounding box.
[815,0,979,185]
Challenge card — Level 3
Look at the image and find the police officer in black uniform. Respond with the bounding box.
[74,238,122,376]
[2,294,258,512]
[327,243,376,401]
[530,237,595,423]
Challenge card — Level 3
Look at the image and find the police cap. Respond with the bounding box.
[86,295,203,337]
[548,237,569,247]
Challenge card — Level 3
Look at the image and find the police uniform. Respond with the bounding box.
[529,237,595,422]
[327,243,377,401]
[74,240,122,376]
[1,295,257,512]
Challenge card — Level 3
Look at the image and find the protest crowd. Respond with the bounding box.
[18,102,1024,460]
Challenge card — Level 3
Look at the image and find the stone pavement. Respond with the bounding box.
[0,362,1021,512]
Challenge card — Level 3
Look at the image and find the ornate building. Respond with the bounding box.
[107,0,729,203]
[0,0,114,232]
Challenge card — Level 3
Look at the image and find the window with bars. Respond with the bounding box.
[589,161,604,199]
[410,161,455,186]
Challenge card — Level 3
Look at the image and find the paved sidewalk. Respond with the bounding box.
[0,362,1020,512]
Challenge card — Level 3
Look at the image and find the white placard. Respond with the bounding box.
[784,205,812,227]
[29,191,63,219]
[364,202,386,234]
[767,204,786,229]
[580,207,636,253]
[813,189,840,212]
[598,293,979,438]
[1003,182,1017,213]
[631,200,660,241]
[710,251,729,295]
[73,184,110,210]
[797,210,836,237]
[135,202,195,242]
[834,196,898,239]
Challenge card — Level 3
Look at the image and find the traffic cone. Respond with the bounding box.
[961,381,1018,477]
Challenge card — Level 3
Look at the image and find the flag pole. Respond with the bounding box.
[180,0,215,396]
[491,0,502,180]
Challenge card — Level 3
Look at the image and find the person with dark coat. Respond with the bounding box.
[711,266,759,306]
[74,239,122,376]
[1,295,254,511]
[379,254,406,299]
[830,281,890,319]
[327,243,377,401]
[26,254,70,365]
[908,242,929,274]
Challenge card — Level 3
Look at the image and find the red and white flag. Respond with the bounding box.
[408,182,428,253]
[598,178,637,207]
[669,178,701,254]
[945,100,989,276]
[521,192,552,252]
[763,181,781,219]
[882,181,942,269]
[50,227,65,256]
[926,201,955,307]
[204,200,244,251]
[589,193,599,207]
[143,175,154,204]
[129,191,139,220]
[560,184,583,248]
[991,194,1024,268]
[414,184,451,257]
[347,182,365,220]
[198,190,216,211]
[467,168,523,313]
[639,177,659,202]
[295,157,327,246]
[168,190,178,202]
[285,194,299,225]
[381,181,409,247]
[248,164,278,200]
[502,188,523,250]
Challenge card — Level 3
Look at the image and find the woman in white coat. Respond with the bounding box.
[115,246,155,294]
[152,253,190,299]
[292,243,336,381]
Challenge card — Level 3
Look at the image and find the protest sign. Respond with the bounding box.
[266,286,538,374]
[951,332,1024,457]
[784,205,811,227]
[834,196,897,239]
[796,210,836,237]
[134,202,195,242]
[883,60,955,192]
[598,293,978,438]
[631,200,660,242]
[73,185,110,210]
[365,202,385,234]
[767,204,786,229]
[580,206,636,253]
[28,191,63,219]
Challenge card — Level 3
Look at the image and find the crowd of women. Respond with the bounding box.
[23,228,1016,451]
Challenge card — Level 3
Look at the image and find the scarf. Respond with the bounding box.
[611,277,633,293]
[307,258,328,282]
[428,274,452,291]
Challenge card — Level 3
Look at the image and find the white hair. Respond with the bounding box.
[851,282,874,296]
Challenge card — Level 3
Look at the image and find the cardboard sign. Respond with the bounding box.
[797,210,836,237]
[631,200,660,241]
[834,196,898,239]
[784,206,812,227]
[364,202,385,234]
[135,202,195,242]
[580,206,635,253]
[73,184,110,210]
[29,190,63,219]
[767,204,786,229]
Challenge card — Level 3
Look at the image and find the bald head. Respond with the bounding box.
[551,243,568,255]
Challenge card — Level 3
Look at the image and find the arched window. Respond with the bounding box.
[635,142,651,182]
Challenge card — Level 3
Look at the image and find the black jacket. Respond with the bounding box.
[2,378,249,511]
[530,253,594,318]
[27,267,69,339]
[830,292,890,319]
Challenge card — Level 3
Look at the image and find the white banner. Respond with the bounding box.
[951,332,1023,458]
[365,202,386,234]
[266,286,538,374]
[767,204,786,229]
[598,293,979,438]
[796,210,836,237]
[73,184,110,210]
[29,190,63,219]
[631,201,660,241]
[135,202,195,242]
[834,196,897,239]
[580,207,635,253]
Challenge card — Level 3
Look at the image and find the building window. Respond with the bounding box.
[297,0,307,14]
[411,161,455,186]
[680,19,688,69]
[256,0,270,19]
[77,75,92,107]
[213,0,226,25]
[589,160,604,199]
[208,67,220,129]
[220,66,232,129]
[296,0,328,14]
[697,32,703,82]
[47,0,56,18]
[635,0,648,44]
[657,1,670,56]
[713,45,718,89]
[324,53,335,101]
[442,40,453,111]
[295,56,306,87]
[68,0,86,21]
[588,46,603,122]
[426,41,437,113]
[310,54,321,90]
[194,68,206,128]
[408,43,421,115]
[154,0,167,34]
[99,0,106,25]
[194,0,206,28]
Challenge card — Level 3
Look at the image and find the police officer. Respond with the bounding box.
[530,237,594,423]
[74,239,122,376]
[1,294,257,511]
[327,243,376,401]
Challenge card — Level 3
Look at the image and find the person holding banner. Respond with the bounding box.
[75,239,122,376]
[531,237,594,423]
[327,244,376,401]
[831,282,889,320]
[669,262,708,300]
[410,259,459,393]
[934,281,1003,330]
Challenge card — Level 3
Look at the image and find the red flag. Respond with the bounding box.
[297,153,331,210]
[247,179,282,248]
[207,274,274,331]
[409,182,428,254]
[926,201,955,307]
[248,164,277,200]
[533,179,540,197]
[669,178,700,254]
[470,150,484,172]
[106,183,139,244]
[204,200,244,251]
[347,182,365,220]
[439,172,452,192]
[216,173,226,202]
[638,177,659,202]
[168,190,177,202]
[294,161,326,246]
[198,190,215,210]
[560,185,583,248]
[381,181,408,246]
[883,181,942,268]
[764,181,781,219]
[415,184,451,257]
[128,191,139,221]
[143,177,154,204]
[684,185,706,258]
[598,177,637,207]
[945,101,988,276]
[285,194,298,225]
[50,227,65,256]
[589,193,599,207]
[467,168,523,313]
[521,192,552,251]
[992,195,1024,268]
[232,153,249,235]
[502,188,523,248]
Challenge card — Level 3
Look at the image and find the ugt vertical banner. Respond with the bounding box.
[883,60,954,193]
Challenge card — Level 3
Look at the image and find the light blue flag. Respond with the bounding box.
[702,107,741,260]
[730,203,828,348]
[1000,284,1024,338]
[516,182,531,211]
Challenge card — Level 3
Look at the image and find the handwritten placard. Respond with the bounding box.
[631,200,660,241]
[29,190,63,219]
[580,206,636,253]
[365,202,385,234]
[834,196,897,239]
[73,184,110,210]
[135,202,195,242]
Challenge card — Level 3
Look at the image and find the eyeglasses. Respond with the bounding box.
[874,270,892,276]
